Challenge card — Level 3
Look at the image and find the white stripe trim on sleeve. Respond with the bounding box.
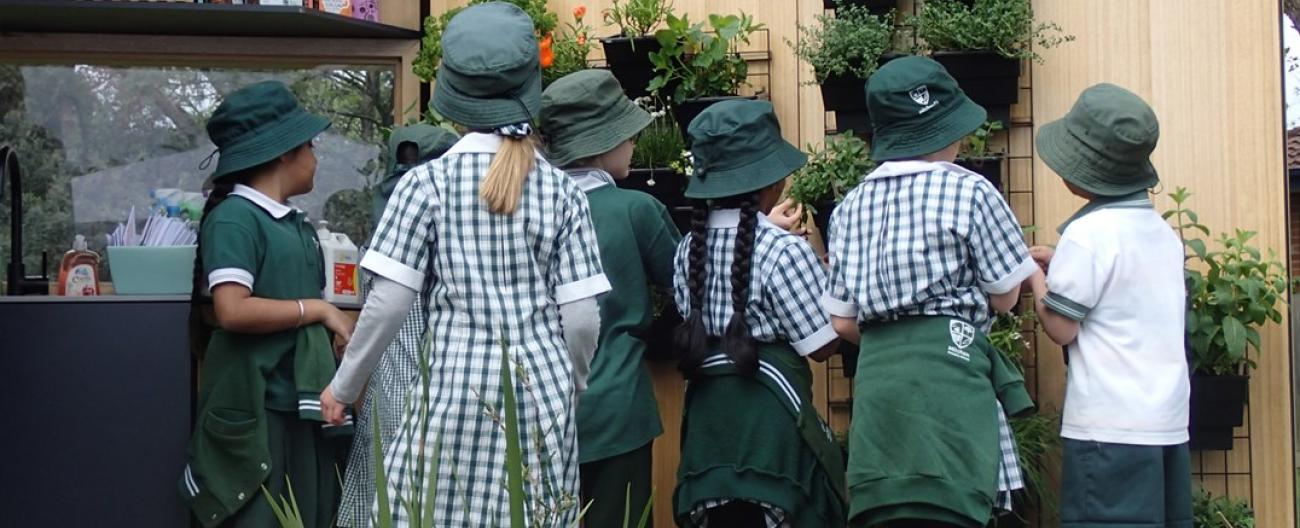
[360,251,425,292]
[981,256,1039,295]
[208,268,254,293]
[790,322,837,356]
[822,293,859,319]
[554,274,613,305]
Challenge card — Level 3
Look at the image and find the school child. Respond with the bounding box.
[319,3,609,526]
[180,80,356,528]
[336,124,459,528]
[1026,83,1191,528]
[671,99,846,528]
[822,56,1037,527]
[537,68,679,527]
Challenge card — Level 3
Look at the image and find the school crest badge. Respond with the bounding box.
[949,320,974,349]
[909,85,931,106]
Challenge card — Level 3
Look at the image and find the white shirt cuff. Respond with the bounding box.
[360,251,426,292]
[790,323,838,356]
[208,268,253,293]
[981,256,1039,295]
[822,293,859,319]
[555,274,612,305]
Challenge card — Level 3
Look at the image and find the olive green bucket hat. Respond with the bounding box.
[374,124,461,225]
[203,80,331,185]
[866,55,987,161]
[1037,83,1160,197]
[433,2,543,129]
[539,69,653,167]
[684,99,807,199]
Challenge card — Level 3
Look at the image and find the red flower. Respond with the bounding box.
[573,5,586,20]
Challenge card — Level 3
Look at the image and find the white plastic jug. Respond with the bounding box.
[317,222,360,307]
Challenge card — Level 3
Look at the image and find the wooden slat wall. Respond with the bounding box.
[1031,1,1294,526]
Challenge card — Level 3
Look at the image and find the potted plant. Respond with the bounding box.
[648,11,765,138]
[1165,188,1293,450]
[911,0,1071,124]
[600,0,673,98]
[541,6,596,86]
[823,0,897,15]
[1192,489,1255,528]
[954,120,1005,190]
[619,98,693,233]
[787,133,873,237]
[789,3,895,135]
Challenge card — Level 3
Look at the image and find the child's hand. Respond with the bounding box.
[317,302,355,356]
[320,385,347,425]
[1029,246,1055,273]
[766,198,806,235]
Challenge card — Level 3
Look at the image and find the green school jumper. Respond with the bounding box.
[570,170,680,527]
[180,191,343,528]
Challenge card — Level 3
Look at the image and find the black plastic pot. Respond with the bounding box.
[672,95,756,141]
[955,156,1004,191]
[1188,373,1249,450]
[820,72,868,113]
[822,0,897,15]
[619,168,693,234]
[932,51,1020,125]
[600,35,662,99]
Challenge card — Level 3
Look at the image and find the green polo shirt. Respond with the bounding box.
[202,187,325,412]
[574,178,681,463]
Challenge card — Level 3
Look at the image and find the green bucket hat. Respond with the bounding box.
[374,125,461,225]
[204,80,331,185]
[1036,83,1160,197]
[866,55,987,161]
[433,2,542,130]
[539,69,653,167]
[684,100,807,200]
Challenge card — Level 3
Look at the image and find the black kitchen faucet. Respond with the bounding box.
[1,145,50,296]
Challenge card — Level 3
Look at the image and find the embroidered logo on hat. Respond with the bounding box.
[909,85,930,106]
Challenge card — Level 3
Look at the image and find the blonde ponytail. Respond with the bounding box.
[481,135,536,215]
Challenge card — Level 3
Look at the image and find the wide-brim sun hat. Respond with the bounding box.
[1036,83,1160,197]
[540,69,654,167]
[684,99,807,200]
[865,55,986,161]
[205,80,330,185]
[432,2,543,130]
[385,124,460,176]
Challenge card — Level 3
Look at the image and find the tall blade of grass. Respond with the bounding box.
[500,339,526,528]
[634,488,655,528]
[371,393,394,528]
[421,436,441,527]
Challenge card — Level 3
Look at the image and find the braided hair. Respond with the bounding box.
[674,192,761,378]
[188,178,240,358]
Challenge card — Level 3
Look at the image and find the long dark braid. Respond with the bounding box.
[187,177,247,357]
[723,195,759,376]
[674,200,711,377]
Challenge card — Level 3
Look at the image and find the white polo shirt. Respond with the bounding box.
[1044,194,1190,445]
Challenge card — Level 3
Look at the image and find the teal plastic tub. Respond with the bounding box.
[107,245,197,295]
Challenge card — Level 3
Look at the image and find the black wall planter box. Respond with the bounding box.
[1189,373,1249,450]
[933,51,1019,125]
[601,36,662,99]
[619,168,693,234]
[833,110,873,135]
[955,156,1004,191]
[673,95,756,140]
[820,72,868,113]
[822,0,897,14]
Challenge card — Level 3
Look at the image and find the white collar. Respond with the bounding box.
[863,160,978,181]
[565,168,614,192]
[231,184,294,219]
[707,208,779,230]
[443,132,549,158]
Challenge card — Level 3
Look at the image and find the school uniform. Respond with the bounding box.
[1036,83,1191,528]
[568,168,680,526]
[182,184,342,528]
[357,132,609,526]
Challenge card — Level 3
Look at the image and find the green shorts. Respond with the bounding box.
[1061,439,1191,528]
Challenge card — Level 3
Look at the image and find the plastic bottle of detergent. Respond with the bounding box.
[316,221,360,306]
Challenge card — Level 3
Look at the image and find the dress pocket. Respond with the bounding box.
[204,408,257,441]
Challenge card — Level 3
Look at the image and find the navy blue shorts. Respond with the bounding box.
[1061,439,1192,528]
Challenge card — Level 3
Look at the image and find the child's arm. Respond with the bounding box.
[832,316,861,345]
[211,283,354,342]
[1026,268,1081,345]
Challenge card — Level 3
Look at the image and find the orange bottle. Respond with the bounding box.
[57,235,101,297]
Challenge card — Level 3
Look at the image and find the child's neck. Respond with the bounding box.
[246,173,291,204]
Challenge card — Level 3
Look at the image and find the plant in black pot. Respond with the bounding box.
[954,120,1005,190]
[619,100,693,234]
[600,0,674,98]
[1165,187,1294,450]
[822,0,897,15]
[787,133,873,239]
[648,11,765,138]
[789,2,894,135]
[911,0,1072,125]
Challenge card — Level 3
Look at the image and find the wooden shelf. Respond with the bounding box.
[0,0,419,39]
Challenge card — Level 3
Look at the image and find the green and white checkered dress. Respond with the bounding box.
[359,133,610,527]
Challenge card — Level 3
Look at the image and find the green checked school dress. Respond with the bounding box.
[359,133,610,527]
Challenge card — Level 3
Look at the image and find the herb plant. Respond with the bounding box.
[911,0,1072,62]
[789,3,894,84]
[603,0,673,37]
[648,12,765,103]
[787,133,873,213]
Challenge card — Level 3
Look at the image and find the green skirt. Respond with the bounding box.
[674,343,846,528]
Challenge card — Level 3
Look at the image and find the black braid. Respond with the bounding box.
[675,200,711,377]
[187,165,264,357]
[723,195,759,376]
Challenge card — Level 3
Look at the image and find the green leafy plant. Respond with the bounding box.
[648,12,765,103]
[543,6,597,86]
[988,309,1034,370]
[959,120,1005,160]
[787,133,874,213]
[911,0,1073,62]
[1192,489,1255,528]
[475,0,558,36]
[603,0,673,37]
[413,7,463,83]
[1164,187,1293,375]
[789,3,894,84]
[630,99,684,169]
[988,309,1061,522]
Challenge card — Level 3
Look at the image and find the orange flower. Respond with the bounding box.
[573,5,586,20]
[539,33,555,68]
